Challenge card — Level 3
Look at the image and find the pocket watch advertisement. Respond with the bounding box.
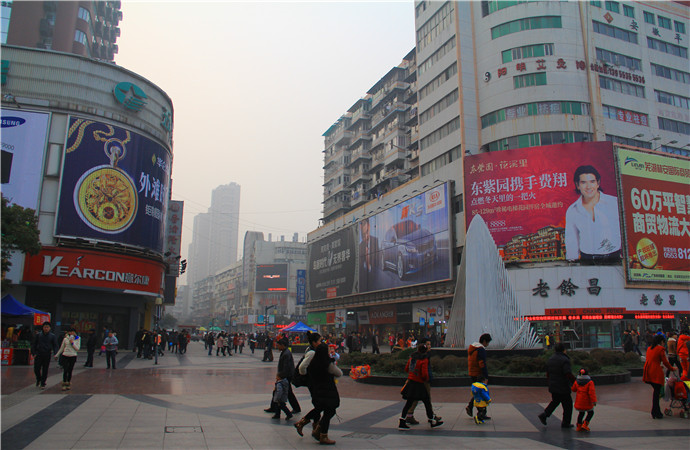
[55,117,171,252]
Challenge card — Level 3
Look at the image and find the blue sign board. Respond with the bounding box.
[296,269,306,305]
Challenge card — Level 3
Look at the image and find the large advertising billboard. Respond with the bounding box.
[617,149,690,283]
[55,117,171,252]
[308,227,357,300]
[255,264,288,292]
[464,142,620,263]
[1,109,50,209]
[358,182,452,293]
[307,183,452,301]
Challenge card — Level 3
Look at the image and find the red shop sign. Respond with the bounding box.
[23,247,164,296]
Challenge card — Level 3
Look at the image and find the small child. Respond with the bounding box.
[271,377,293,420]
[572,368,597,431]
[471,375,491,424]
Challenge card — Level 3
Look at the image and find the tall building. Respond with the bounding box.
[188,213,211,287]
[209,182,241,273]
[307,1,689,348]
[3,1,122,62]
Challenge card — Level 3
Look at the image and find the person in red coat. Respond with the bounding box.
[571,368,597,431]
[398,343,443,430]
[643,334,677,418]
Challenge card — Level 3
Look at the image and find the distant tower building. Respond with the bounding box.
[209,182,241,274]
[3,1,122,62]
[188,213,211,287]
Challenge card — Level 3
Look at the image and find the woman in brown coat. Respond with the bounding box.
[642,334,676,418]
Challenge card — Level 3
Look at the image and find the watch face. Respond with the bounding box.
[74,165,138,233]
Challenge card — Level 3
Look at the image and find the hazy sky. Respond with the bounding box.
[116,1,415,280]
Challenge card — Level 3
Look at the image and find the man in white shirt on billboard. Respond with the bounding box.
[565,165,621,261]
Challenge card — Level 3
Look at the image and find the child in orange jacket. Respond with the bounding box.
[571,368,597,431]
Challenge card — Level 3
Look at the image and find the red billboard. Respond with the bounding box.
[617,148,690,283]
[23,247,164,296]
[464,142,620,263]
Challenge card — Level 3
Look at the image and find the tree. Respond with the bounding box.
[1,195,41,290]
[160,313,178,330]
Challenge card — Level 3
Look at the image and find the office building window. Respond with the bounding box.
[78,6,90,23]
[655,90,690,109]
[658,117,690,135]
[488,132,592,151]
[420,145,461,177]
[419,62,457,100]
[657,16,671,29]
[605,1,619,14]
[74,29,88,47]
[502,43,554,63]
[416,1,454,51]
[420,89,458,125]
[650,63,690,84]
[592,20,638,43]
[623,4,634,18]
[605,134,652,149]
[481,101,590,128]
[643,11,655,24]
[675,21,686,34]
[602,105,649,125]
[599,75,645,98]
[1,1,11,45]
[491,16,562,39]
[513,72,547,89]
[659,145,690,157]
[647,37,688,59]
[418,37,455,77]
[590,1,602,7]
[595,48,642,71]
[420,117,460,150]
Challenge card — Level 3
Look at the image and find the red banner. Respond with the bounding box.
[464,142,618,263]
[369,305,397,324]
[23,247,164,295]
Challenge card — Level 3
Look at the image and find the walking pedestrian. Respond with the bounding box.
[206,332,215,356]
[471,375,491,424]
[249,333,257,354]
[643,334,676,418]
[177,331,187,354]
[372,330,380,354]
[398,338,443,430]
[55,327,80,390]
[83,328,97,367]
[538,343,576,428]
[271,338,300,419]
[305,342,342,444]
[572,368,597,432]
[263,333,274,362]
[677,328,690,378]
[294,332,322,438]
[466,333,492,418]
[31,322,58,389]
[103,331,118,369]
[216,334,225,356]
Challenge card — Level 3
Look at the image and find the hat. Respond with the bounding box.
[579,368,588,375]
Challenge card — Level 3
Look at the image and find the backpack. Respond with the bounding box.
[291,355,309,387]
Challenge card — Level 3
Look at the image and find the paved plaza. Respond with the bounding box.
[2,342,689,449]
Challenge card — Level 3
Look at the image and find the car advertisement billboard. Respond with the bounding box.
[464,142,620,263]
[255,264,288,292]
[308,227,357,301]
[358,182,452,293]
[55,117,171,252]
[1,109,50,209]
[617,148,690,283]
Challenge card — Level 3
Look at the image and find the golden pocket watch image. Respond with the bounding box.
[73,137,138,233]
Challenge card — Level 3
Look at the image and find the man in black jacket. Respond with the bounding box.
[84,328,97,367]
[31,322,58,389]
[266,338,301,416]
[538,343,576,428]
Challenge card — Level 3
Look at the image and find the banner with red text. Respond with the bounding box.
[617,148,690,283]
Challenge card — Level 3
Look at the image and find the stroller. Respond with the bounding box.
[664,374,690,419]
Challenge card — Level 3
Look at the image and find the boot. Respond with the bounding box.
[581,421,590,432]
[429,415,444,428]
[311,423,321,441]
[405,415,419,425]
[294,417,309,436]
[398,418,410,430]
[576,423,583,431]
[61,382,68,391]
[66,382,71,390]
[319,433,335,445]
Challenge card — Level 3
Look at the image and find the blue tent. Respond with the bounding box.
[1,295,48,316]
[282,321,316,333]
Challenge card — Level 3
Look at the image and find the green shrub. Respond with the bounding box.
[623,352,643,366]
[590,348,625,366]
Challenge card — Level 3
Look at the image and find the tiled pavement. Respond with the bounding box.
[2,343,689,449]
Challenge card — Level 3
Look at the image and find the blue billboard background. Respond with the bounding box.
[55,117,171,252]
[296,269,306,305]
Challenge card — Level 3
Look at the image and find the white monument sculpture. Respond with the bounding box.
[445,215,540,349]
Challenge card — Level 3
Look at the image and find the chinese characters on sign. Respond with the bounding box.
[533,278,602,298]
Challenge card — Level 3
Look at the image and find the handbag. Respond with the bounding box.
[292,355,309,387]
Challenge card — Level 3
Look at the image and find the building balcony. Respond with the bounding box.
[349,169,372,185]
[370,102,409,131]
[349,148,372,164]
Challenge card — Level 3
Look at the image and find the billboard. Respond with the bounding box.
[1,109,50,209]
[255,264,288,292]
[55,117,171,252]
[164,200,184,276]
[308,227,357,301]
[358,182,452,293]
[617,148,690,283]
[296,269,306,305]
[22,247,164,296]
[464,142,620,263]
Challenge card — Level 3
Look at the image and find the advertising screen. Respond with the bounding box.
[464,142,620,263]
[55,117,171,252]
[296,269,306,305]
[308,227,357,301]
[255,264,288,292]
[358,182,452,293]
[1,109,50,209]
[617,148,690,283]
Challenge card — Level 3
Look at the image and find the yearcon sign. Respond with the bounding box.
[464,142,619,263]
[55,117,171,252]
[617,148,690,283]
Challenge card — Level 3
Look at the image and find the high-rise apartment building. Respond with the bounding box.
[188,213,211,287]
[209,182,241,273]
[3,1,121,62]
